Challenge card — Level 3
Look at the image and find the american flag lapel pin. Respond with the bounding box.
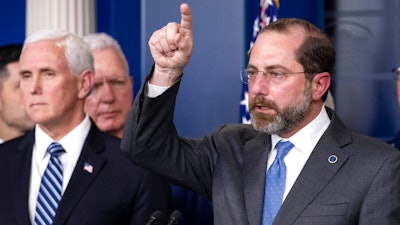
[84,162,94,174]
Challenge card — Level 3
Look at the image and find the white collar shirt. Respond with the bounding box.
[28,115,91,223]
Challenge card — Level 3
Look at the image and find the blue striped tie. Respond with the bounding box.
[34,142,65,225]
[261,140,294,225]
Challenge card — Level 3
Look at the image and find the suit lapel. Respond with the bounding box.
[14,131,35,225]
[53,124,107,225]
[242,133,271,225]
[274,109,352,225]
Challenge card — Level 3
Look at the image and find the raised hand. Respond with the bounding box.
[148,3,193,86]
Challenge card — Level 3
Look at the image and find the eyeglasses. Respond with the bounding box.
[392,67,400,80]
[240,69,308,84]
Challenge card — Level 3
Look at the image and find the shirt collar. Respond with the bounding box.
[271,106,331,154]
[35,115,91,161]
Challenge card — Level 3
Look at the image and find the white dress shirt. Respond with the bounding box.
[28,115,91,223]
[269,106,331,202]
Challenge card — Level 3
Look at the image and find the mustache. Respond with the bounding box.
[249,95,279,112]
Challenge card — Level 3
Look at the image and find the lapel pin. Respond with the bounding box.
[84,162,94,173]
[328,155,338,164]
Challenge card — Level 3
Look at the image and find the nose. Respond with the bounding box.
[101,82,116,103]
[29,75,42,94]
[249,72,269,95]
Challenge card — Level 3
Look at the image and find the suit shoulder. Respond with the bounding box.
[0,134,27,152]
[349,131,400,156]
[214,123,258,140]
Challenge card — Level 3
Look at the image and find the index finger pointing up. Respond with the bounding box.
[180,3,192,33]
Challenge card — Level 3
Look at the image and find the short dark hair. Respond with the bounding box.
[0,44,23,85]
[0,44,22,72]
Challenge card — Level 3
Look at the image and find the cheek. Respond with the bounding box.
[275,85,304,105]
[86,94,98,104]
[3,89,19,103]
[20,90,30,102]
[19,79,31,91]
[84,96,98,112]
[117,89,132,100]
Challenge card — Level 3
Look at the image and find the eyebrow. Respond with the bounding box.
[19,69,30,75]
[19,67,55,75]
[39,68,55,73]
[247,63,289,71]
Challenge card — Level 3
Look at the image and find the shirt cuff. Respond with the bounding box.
[147,82,170,98]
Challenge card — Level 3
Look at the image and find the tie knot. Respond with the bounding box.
[276,141,294,160]
[48,142,65,157]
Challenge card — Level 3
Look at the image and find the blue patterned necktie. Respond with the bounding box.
[34,142,65,225]
[261,140,294,225]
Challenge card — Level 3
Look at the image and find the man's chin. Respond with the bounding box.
[250,113,283,134]
[98,113,119,120]
[96,121,121,131]
[250,111,275,123]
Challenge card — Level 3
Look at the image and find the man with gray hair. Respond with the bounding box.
[0,30,171,225]
[83,33,133,139]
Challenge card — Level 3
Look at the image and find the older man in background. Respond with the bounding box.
[83,33,133,139]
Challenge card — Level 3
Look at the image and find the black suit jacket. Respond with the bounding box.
[0,122,172,225]
[122,79,400,225]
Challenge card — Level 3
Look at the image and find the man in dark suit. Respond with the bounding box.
[121,3,400,225]
[0,30,172,225]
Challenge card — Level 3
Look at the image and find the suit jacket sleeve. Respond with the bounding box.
[121,76,215,199]
[359,151,400,224]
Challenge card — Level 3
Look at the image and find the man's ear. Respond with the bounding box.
[77,70,94,99]
[311,72,331,101]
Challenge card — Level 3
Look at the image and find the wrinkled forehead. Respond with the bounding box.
[21,40,65,59]
[20,41,69,71]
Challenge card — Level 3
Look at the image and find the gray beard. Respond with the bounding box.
[250,83,312,135]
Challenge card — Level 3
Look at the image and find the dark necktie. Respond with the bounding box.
[261,140,294,225]
[34,142,65,225]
